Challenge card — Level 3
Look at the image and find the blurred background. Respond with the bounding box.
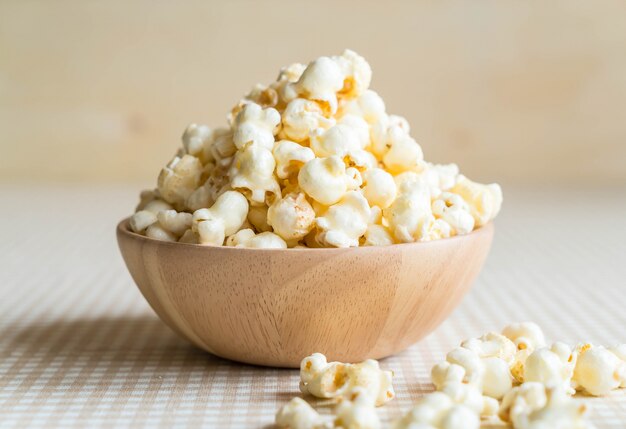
[2,0,625,187]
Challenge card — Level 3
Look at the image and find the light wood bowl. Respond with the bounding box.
[117,218,494,368]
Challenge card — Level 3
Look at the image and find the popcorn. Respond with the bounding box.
[225,229,287,249]
[572,344,626,396]
[232,103,281,150]
[361,168,397,209]
[431,192,475,236]
[299,353,394,407]
[392,392,480,429]
[384,179,433,243]
[288,56,345,114]
[499,383,593,429]
[332,49,372,99]
[275,397,328,429]
[502,322,547,352]
[229,142,280,204]
[450,175,502,228]
[130,50,503,247]
[191,191,249,246]
[282,99,335,142]
[332,389,381,429]
[523,344,575,394]
[315,191,371,248]
[298,157,361,206]
[157,154,203,209]
[267,193,315,242]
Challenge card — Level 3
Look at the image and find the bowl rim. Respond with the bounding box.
[117,217,494,254]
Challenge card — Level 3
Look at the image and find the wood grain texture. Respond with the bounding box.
[117,219,494,368]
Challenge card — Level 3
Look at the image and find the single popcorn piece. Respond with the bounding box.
[392,392,480,429]
[225,229,287,249]
[275,397,329,429]
[332,49,372,99]
[316,191,371,248]
[281,98,335,142]
[130,50,503,246]
[450,174,502,227]
[273,140,316,179]
[361,168,397,209]
[431,192,475,236]
[572,344,626,396]
[523,343,576,394]
[384,179,433,243]
[191,191,249,246]
[232,103,281,150]
[500,383,593,429]
[299,353,395,407]
[157,154,203,209]
[502,322,547,352]
[229,142,280,204]
[332,387,381,429]
[267,193,316,242]
[298,156,361,206]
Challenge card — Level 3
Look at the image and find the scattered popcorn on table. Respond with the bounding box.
[572,344,626,396]
[276,397,330,429]
[299,353,394,407]
[128,50,502,248]
[392,391,481,429]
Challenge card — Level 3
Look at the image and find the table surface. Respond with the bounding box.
[1,184,625,428]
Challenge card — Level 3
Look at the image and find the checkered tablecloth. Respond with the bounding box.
[1,184,625,428]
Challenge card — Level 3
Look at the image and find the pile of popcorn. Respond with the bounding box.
[275,323,626,429]
[129,50,502,248]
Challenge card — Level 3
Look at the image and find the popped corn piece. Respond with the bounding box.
[288,56,345,114]
[209,128,237,160]
[450,175,502,227]
[502,322,547,352]
[276,397,329,429]
[229,142,280,205]
[338,115,370,149]
[361,168,397,209]
[130,210,157,233]
[332,49,372,99]
[298,156,361,206]
[500,383,593,429]
[299,353,395,407]
[273,140,316,179]
[460,332,517,363]
[182,123,213,163]
[422,218,453,241]
[523,344,575,394]
[142,199,173,214]
[440,378,499,418]
[156,210,193,237]
[339,90,386,125]
[310,124,363,158]
[232,103,281,151]
[316,191,371,248]
[383,179,433,243]
[191,191,249,246]
[135,189,159,211]
[282,98,335,142]
[369,114,410,158]
[226,229,287,249]
[362,224,395,247]
[247,205,272,233]
[573,344,626,396]
[392,392,480,429]
[145,223,176,242]
[157,154,203,209]
[431,192,475,236]
[333,387,381,429]
[382,127,424,174]
[267,193,315,242]
[423,163,459,198]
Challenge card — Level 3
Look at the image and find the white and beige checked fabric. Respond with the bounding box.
[1,184,625,428]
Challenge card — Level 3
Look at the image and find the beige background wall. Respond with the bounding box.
[1,0,625,185]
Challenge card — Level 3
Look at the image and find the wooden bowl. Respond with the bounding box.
[117,218,494,368]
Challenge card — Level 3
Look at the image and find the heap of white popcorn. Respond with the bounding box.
[275,323,626,429]
[129,50,502,248]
